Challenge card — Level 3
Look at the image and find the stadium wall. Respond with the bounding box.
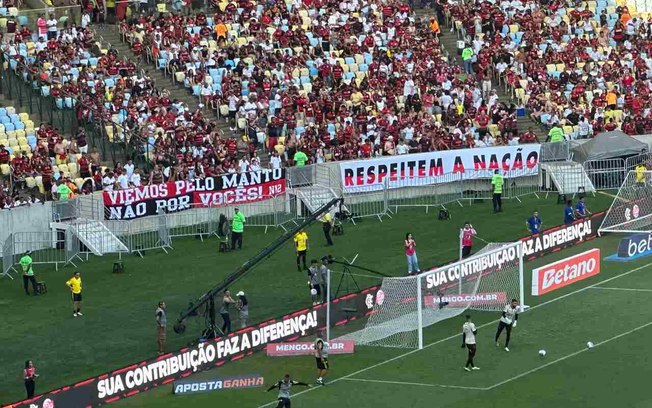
[0,202,53,249]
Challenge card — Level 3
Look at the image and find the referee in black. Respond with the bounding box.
[320,212,334,246]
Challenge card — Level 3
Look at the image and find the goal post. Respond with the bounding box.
[600,170,652,234]
[339,241,525,349]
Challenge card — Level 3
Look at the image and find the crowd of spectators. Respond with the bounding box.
[446,0,652,139]
[119,0,534,163]
[16,0,652,207]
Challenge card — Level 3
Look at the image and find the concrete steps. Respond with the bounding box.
[92,24,270,167]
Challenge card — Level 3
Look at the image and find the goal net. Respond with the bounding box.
[600,170,652,234]
[339,241,524,349]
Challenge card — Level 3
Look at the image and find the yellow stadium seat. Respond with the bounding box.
[509,24,519,33]
[0,138,7,147]
[19,112,29,122]
[354,54,364,65]
[15,130,25,139]
[8,138,18,147]
[74,178,85,189]
[67,162,78,177]
[0,164,9,175]
[26,177,36,188]
[6,107,15,115]
[563,125,573,135]
[5,130,15,139]
[175,72,185,83]
[488,124,499,136]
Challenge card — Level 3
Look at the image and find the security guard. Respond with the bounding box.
[491,170,504,213]
[20,251,38,296]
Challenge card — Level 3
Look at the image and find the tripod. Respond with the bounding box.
[334,264,361,298]
[329,257,391,298]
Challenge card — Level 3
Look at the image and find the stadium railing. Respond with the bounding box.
[625,152,652,171]
[2,229,81,273]
[13,5,82,31]
[583,158,627,190]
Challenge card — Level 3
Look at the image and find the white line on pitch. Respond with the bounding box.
[255,260,652,408]
[342,377,487,391]
[590,287,652,293]
[485,320,652,390]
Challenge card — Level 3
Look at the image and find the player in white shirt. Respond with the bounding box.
[461,314,479,371]
[495,298,519,351]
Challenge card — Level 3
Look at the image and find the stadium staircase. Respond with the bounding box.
[541,162,596,196]
[93,24,271,167]
[66,219,128,256]
[294,185,340,214]
[414,8,546,142]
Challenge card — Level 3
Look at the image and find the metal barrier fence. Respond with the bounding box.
[626,152,652,170]
[2,234,16,279]
[2,230,81,274]
[342,184,390,222]
[583,158,627,190]
[52,199,80,221]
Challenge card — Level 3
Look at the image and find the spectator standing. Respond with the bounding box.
[36,15,47,40]
[20,251,37,296]
[46,15,58,40]
[461,222,477,259]
[57,181,72,201]
[270,151,282,169]
[491,170,504,213]
[231,208,245,250]
[527,211,543,235]
[404,233,420,275]
[155,301,167,355]
[5,16,17,44]
[461,43,474,74]
[320,212,334,246]
[293,150,308,166]
[219,290,236,334]
[547,124,565,143]
[564,200,576,225]
[294,229,309,271]
[65,271,83,317]
[236,291,248,328]
[23,360,38,399]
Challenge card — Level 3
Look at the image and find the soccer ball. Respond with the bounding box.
[310,288,318,296]
[586,341,594,349]
[538,349,546,357]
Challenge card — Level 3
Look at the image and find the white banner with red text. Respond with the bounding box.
[102,169,286,220]
[339,144,541,193]
[531,248,601,296]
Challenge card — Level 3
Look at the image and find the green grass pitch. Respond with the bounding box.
[4,193,642,408]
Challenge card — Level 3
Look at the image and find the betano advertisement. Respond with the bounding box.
[103,169,286,220]
[531,248,601,296]
[4,287,381,408]
[339,144,541,193]
[4,213,606,408]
